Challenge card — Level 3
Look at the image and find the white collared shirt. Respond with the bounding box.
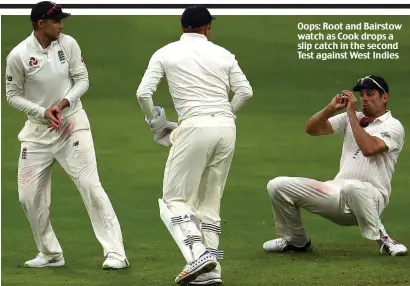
[5,32,89,124]
[329,111,405,203]
[136,33,253,123]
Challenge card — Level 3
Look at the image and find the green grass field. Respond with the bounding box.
[2,15,410,286]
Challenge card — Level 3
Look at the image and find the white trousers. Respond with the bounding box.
[162,115,236,262]
[17,109,126,260]
[267,176,387,245]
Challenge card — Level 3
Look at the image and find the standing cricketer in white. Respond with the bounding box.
[263,75,407,256]
[136,5,253,285]
[5,1,129,269]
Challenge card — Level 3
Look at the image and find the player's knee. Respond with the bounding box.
[341,182,364,198]
[18,188,35,206]
[267,176,291,198]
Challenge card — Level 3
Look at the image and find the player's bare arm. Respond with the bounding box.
[342,90,388,157]
[305,94,347,136]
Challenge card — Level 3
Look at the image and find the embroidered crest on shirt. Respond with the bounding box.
[58,49,66,64]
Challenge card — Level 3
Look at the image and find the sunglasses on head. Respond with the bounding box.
[358,76,387,94]
[42,4,62,19]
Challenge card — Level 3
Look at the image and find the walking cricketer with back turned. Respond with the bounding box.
[136,5,253,285]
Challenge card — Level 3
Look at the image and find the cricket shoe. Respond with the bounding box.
[188,262,222,285]
[175,250,217,284]
[380,236,408,256]
[263,238,313,253]
[102,253,129,270]
[24,254,65,268]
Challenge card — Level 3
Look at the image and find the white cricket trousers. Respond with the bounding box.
[17,109,126,260]
[163,115,236,262]
[267,176,387,245]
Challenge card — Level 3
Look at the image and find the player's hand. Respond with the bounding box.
[341,90,358,114]
[154,121,178,147]
[45,107,62,132]
[329,93,348,111]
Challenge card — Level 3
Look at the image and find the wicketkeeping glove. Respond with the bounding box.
[145,106,178,147]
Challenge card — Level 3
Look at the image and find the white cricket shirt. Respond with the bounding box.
[5,32,89,125]
[136,33,253,123]
[329,111,405,203]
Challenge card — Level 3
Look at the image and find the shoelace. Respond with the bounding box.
[275,238,287,249]
[382,236,399,245]
[186,253,213,271]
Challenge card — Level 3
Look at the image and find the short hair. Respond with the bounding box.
[183,27,204,33]
[32,21,39,30]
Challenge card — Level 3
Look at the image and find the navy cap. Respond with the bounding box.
[181,5,215,29]
[31,1,71,22]
[353,75,389,94]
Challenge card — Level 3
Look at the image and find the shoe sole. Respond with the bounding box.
[102,266,128,270]
[102,259,129,270]
[188,278,222,285]
[264,245,313,253]
[176,260,217,285]
[24,260,65,268]
[391,250,408,256]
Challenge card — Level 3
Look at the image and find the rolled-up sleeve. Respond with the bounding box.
[373,121,404,153]
[328,112,348,135]
[5,51,46,119]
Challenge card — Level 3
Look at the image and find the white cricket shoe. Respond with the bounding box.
[263,238,313,253]
[175,250,217,284]
[24,254,65,268]
[188,262,222,285]
[102,253,129,270]
[380,236,408,256]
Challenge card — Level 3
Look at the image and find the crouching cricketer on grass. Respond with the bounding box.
[5,1,128,269]
[136,5,253,285]
[263,75,407,257]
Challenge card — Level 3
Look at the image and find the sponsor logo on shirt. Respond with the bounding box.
[380,132,391,139]
[28,57,40,70]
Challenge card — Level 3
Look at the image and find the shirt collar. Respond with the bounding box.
[374,110,391,123]
[180,33,208,41]
[29,32,54,54]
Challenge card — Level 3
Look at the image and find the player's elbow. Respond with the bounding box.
[6,92,17,106]
[136,85,152,101]
[237,86,253,101]
[305,122,320,136]
[361,151,373,157]
[81,77,90,91]
[362,139,387,157]
[361,147,383,158]
[245,86,253,99]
